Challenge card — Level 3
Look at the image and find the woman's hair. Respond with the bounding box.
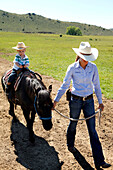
[75,55,80,62]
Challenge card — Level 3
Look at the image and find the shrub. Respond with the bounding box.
[66,26,82,36]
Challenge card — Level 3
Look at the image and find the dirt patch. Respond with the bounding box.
[0,53,16,57]
[0,57,113,170]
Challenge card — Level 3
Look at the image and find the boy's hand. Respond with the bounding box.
[24,64,29,68]
[20,65,23,68]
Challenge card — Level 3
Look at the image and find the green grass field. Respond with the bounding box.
[0,32,113,99]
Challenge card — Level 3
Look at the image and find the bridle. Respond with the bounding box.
[34,96,52,120]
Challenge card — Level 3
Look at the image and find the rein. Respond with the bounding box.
[53,108,101,125]
[34,96,52,120]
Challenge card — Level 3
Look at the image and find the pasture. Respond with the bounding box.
[0,32,113,99]
[0,32,113,169]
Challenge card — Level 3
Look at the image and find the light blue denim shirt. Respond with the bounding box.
[54,60,102,104]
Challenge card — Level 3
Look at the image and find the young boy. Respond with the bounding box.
[6,42,30,97]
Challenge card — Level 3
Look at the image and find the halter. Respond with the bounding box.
[34,96,52,120]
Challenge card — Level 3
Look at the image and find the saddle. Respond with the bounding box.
[3,69,35,91]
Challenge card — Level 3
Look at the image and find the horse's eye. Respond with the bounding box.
[44,103,51,107]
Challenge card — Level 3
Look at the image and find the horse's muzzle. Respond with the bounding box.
[42,120,53,130]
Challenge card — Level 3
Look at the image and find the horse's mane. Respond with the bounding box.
[23,75,51,107]
[24,73,47,97]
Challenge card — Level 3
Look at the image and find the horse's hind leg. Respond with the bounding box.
[22,109,30,129]
[23,109,35,143]
[9,101,17,121]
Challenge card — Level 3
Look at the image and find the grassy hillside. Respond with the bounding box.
[0,32,113,99]
[0,10,113,36]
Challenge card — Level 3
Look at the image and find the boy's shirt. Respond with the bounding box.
[13,54,29,70]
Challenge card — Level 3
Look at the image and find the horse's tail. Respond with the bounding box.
[1,75,6,92]
[1,70,12,92]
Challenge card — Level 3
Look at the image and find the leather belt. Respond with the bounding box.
[71,94,93,101]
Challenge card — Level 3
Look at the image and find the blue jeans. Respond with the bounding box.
[8,69,17,83]
[8,68,30,83]
[67,97,105,166]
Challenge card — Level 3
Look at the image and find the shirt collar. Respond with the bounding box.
[75,60,80,68]
[17,53,26,58]
[75,60,91,69]
[87,62,91,67]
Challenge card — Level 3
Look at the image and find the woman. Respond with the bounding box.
[53,42,111,169]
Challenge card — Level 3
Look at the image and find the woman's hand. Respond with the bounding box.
[98,103,104,111]
[52,101,58,110]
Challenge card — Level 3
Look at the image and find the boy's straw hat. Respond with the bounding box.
[12,42,29,50]
[72,42,98,61]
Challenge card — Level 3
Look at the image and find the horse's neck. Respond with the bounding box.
[24,77,36,99]
[26,77,45,97]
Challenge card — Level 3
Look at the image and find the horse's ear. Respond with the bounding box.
[35,87,41,95]
[48,85,52,93]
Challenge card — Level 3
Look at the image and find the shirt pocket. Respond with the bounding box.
[86,70,93,82]
[74,71,83,83]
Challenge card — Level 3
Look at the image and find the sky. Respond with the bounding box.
[0,0,113,29]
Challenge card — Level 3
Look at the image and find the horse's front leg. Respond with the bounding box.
[9,101,17,121]
[30,109,36,132]
[23,109,35,143]
[29,110,36,143]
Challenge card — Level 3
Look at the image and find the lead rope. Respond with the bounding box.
[53,108,101,124]
[98,109,102,125]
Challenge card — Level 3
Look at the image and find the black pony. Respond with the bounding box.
[1,70,53,142]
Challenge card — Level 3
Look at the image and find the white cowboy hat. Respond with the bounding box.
[72,42,98,61]
[12,42,29,50]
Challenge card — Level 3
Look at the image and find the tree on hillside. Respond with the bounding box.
[66,26,82,36]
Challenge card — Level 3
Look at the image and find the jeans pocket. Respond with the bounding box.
[69,98,82,109]
[69,98,78,106]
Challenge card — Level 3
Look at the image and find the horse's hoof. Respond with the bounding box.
[13,116,19,122]
[9,110,14,116]
[29,132,35,143]
[9,110,18,122]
